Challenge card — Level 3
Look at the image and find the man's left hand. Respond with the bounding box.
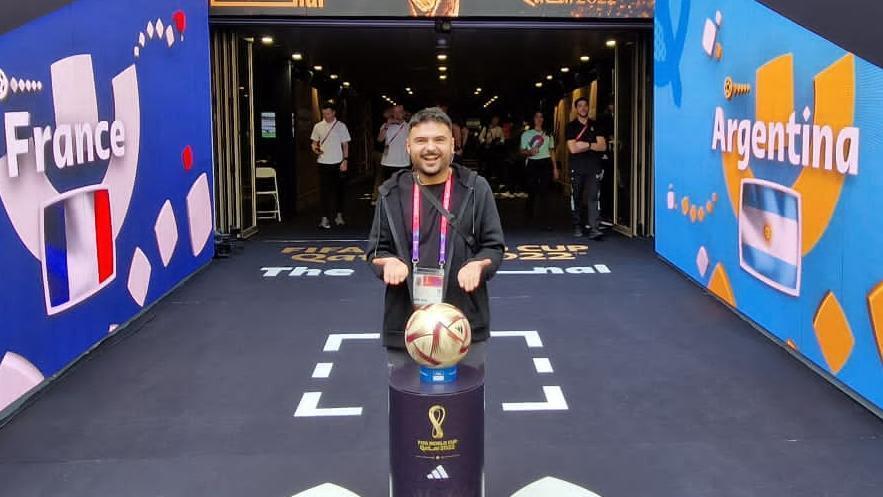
[458,259,492,293]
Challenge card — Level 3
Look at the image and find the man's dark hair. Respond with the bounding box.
[408,106,452,132]
[574,96,589,107]
[321,102,336,112]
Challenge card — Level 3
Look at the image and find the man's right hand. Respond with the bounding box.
[372,257,409,285]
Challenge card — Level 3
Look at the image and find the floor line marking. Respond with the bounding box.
[533,358,553,374]
[594,264,611,273]
[294,392,363,417]
[323,333,381,352]
[490,330,543,348]
[502,386,568,412]
[312,362,333,378]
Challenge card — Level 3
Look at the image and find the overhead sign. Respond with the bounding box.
[209,0,655,18]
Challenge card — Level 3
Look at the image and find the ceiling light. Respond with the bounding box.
[405,87,411,91]
[438,66,448,72]
[330,74,338,80]
[439,74,447,80]
[291,52,303,61]
[546,74,553,80]
[437,54,448,61]
[343,82,350,88]
[476,87,482,92]
[606,39,617,47]
[535,82,543,88]
[313,65,323,71]
[560,66,570,73]
[580,55,590,62]
[261,36,273,45]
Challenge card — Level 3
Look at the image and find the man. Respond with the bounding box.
[521,111,559,229]
[566,97,606,239]
[377,105,410,181]
[367,107,505,351]
[479,115,505,189]
[438,103,467,162]
[310,103,351,229]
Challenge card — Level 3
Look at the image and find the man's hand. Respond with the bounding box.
[373,257,409,285]
[458,259,491,293]
[311,142,322,155]
[530,146,540,156]
[340,161,348,173]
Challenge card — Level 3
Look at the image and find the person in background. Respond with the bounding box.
[521,111,559,230]
[310,102,351,229]
[565,97,606,239]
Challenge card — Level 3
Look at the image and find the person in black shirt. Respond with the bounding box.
[367,107,505,349]
[565,97,607,239]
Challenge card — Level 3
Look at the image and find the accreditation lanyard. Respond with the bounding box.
[411,172,453,268]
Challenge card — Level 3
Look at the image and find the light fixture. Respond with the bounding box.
[439,74,448,80]
[437,54,448,61]
[476,87,482,92]
[291,52,303,61]
[606,39,617,47]
[438,67,448,73]
[535,82,543,88]
[560,66,570,73]
[546,74,553,80]
[330,74,339,80]
[343,82,350,88]
[580,55,590,62]
[405,87,411,91]
[261,36,273,45]
[313,65,323,71]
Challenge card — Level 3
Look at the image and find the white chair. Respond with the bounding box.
[255,166,281,222]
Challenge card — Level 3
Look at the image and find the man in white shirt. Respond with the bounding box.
[479,116,505,190]
[377,105,409,180]
[310,103,352,229]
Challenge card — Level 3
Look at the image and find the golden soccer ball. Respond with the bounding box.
[404,303,472,368]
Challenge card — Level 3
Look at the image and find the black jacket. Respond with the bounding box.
[366,164,505,348]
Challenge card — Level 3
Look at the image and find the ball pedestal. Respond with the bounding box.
[389,362,485,497]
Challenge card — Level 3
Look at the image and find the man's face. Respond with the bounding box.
[393,105,404,121]
[408,120,454,176]
[491,116,500,126]
[575,100,589,118]
[533,113,544,128]
[322,108,335,122]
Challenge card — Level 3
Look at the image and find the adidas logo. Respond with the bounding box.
[426,465,449,480]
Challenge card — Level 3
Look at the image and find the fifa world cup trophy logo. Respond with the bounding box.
[428,405,446,439]
[408,0,460,17]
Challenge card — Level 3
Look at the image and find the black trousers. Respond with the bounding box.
[318,163,346,219]
[570,168,600,230]
[525,158,554,221]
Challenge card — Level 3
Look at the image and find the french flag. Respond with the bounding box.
[41,187,115,314]
[738,179,802,297]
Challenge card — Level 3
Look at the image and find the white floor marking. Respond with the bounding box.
[312,362,333,378]
[323,333,381,352]
[594,264,611,273]
[290,482,362,497]
[533,358,553,374]
[511,476,602,496]
[293,392,363,417]
[502,386,568,412]
[490,330,543,348]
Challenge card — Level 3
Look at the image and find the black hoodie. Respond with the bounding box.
[366,164,505,348]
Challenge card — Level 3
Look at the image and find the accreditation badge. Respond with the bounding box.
[412,267,445,306]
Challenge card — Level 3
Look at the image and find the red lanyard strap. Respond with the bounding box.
[412,172,453,267]
[574,122,589,142]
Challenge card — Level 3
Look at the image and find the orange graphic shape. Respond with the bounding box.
[813,291,855,374]
[707,263,736,307]
[690,205,697,222]
[756,54,795,126]
[867,282,883,364]
[792,54,854,255]
[706,200,714,213]
[722,147,754,216]
[681,196,690,215]
[786,339,798,351]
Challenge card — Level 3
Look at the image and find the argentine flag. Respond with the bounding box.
[738,179,802,297]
